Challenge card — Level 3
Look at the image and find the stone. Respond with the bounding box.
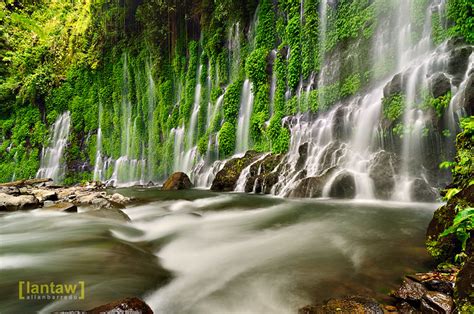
[429,72,451,98]
[245,153,283,193]
[0,186,20,195]
[88,297,153,314]
[446,46,472,84]
[298,296,383,314]
[43,202,77,213]
[383,72,403,98]
[31,189,58,202]
[456,256,474,305]
[369,150,397,199]
[82,208,131,222]
[411,178,438,202]
[392,278,427,301]
[329,171,356,199]
[289,167,338,198]
[162,172,193,190]
[0,178,52,188]
[211,151,261,192]
[0,193,39,211]
[421,291,453,314]
[295,142,309,171]
[396,301,418,313]
[108,193,131,205]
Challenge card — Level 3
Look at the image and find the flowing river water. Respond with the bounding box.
[0,189,438,313]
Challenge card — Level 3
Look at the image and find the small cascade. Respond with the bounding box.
[317,0,329,106]
[187,65,203,149]
[146,59,157,181]
[269,50,278,116]
[234,154,269,192]
[236,79,254,153]
[36,111,71,183]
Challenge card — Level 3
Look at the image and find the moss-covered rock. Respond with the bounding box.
[210,151,262,192]
[162,172,193,190]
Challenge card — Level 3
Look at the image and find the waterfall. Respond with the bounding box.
[317,0,329,107]
[36,111,71,183]
[269,50,278,116]
[93,103,103,182]
[146,59,157,181]
[236,79,254,153]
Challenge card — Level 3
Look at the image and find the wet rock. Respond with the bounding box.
[392,278,427,301]
[456,256,474,305]
[31,189,58,202]
[82,208,131,222]
[411,178,438,202]
[429,72,451,98]
[0,186,20,195]
[43,202,77,213]
[0,193,39,211]
[295,142,309,171]
[109,193,131,205]
[289,167,338,198]
[329,171,356,199]
[245,153,283,193]
[447,46,472,85]
[162,172,193,190]
[426,201,460,263]
[383,72,403,98]
[298,296,383,314]
[421,291,453,314]
[319,141,346,172]
[369,150,397,199]
[211,151,262,192]
[460,74,474,115]
[396,301,418,313]
[407,272,455,296]
[88,297,153,314]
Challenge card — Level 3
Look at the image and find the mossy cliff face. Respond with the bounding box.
[1,0,473,184]
[426,117,474,311]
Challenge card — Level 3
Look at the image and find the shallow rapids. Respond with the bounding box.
[0,189,438,313]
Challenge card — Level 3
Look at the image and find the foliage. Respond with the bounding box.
[447,0,474,43]
[382,94,405,121]
[218,122,236,157]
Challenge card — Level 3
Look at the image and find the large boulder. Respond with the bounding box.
[420,291,454,313]
[88,297,153,314]
[446,45,473,85]
[289,167,338,198]
[369,150,397,199]
[31,189,58,202]
[456,256,474,309]
[383,72,403,98]
[0,193,39,211]
[162,172,193,190]
[429,72,451,98]
[329,170,356,199]
[411,178,438,202]
[244,153,283,193]
[211,151,262,192]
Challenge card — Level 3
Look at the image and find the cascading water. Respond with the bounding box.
[93,103,103,182]
[236,79,255,153]
[36,111,71,183]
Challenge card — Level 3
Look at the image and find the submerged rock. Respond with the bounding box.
[43,202,77,213]
[88,297,153,314]
[162,172,193,190]
[0,193,39,211]
[211,151,262,192]
[299,296,383,314]
[82,208,131,222]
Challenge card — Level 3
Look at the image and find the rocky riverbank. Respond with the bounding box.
[0,178,131,214]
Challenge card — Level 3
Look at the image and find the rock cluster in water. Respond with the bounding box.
[0,178,131,213]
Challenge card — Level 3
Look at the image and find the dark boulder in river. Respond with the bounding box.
[211,150,262,192]
[162,172,193,190]
[88,297,153,314]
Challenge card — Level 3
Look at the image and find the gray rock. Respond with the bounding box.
[329,171,356,199]
[383,72,403,98]
[429,72,451,98]
[0,193,39,211]
[31,189,58,202]
[369,151,397,199]
[411,178,438,202]
[447,46,472,84]
[289,167,338,198]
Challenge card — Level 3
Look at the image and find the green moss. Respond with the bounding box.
[382,94,405,122]
[218,121,236,157]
